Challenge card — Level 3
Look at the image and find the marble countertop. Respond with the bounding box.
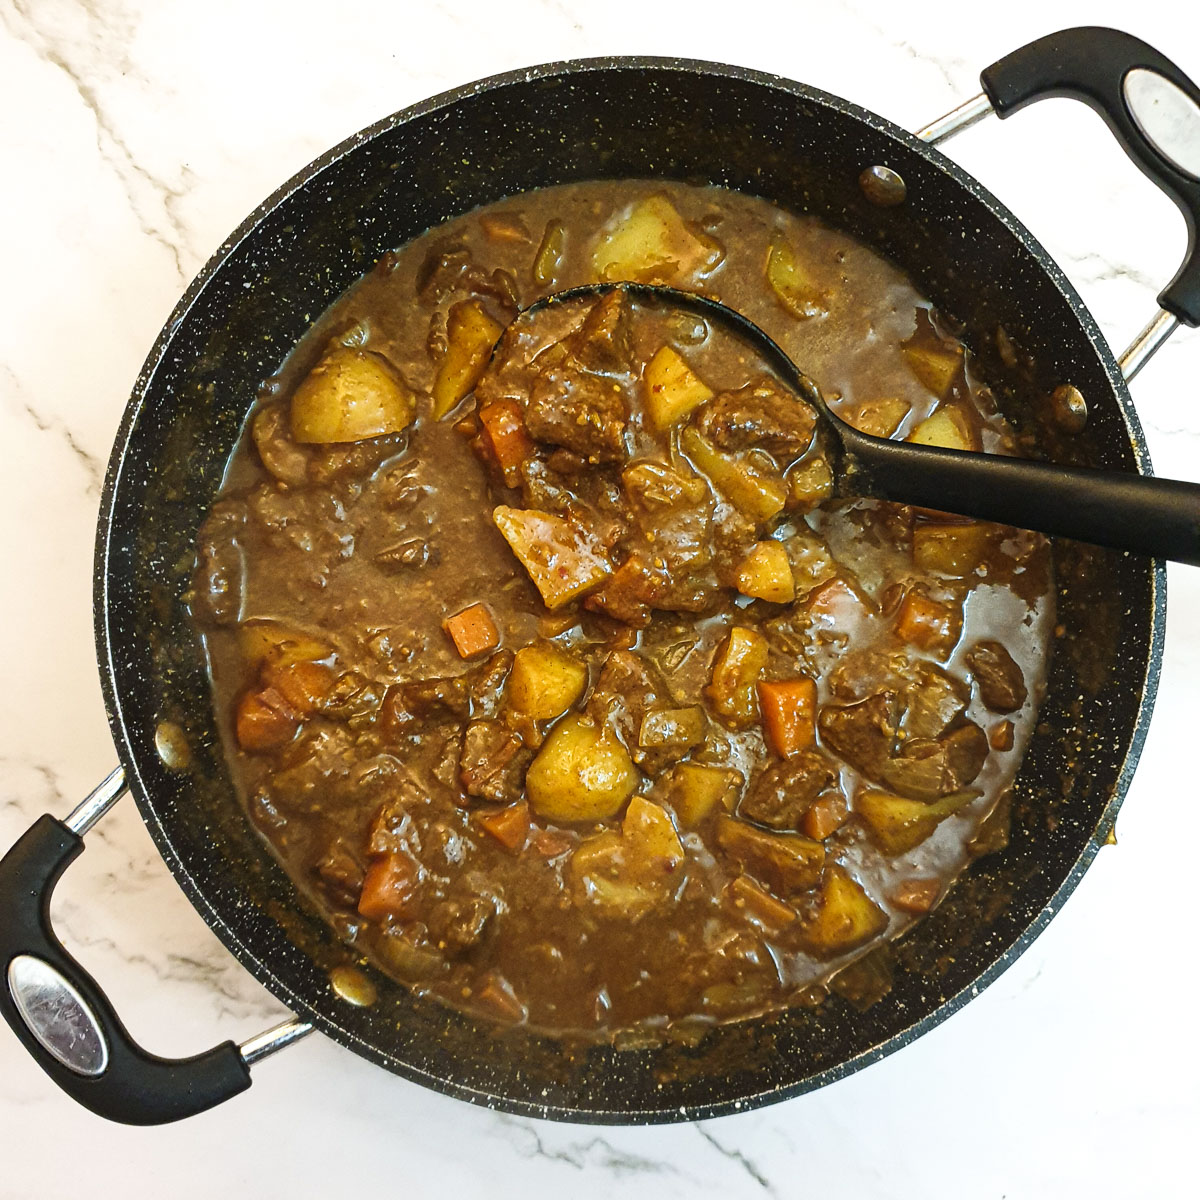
[2,1,1197,1195]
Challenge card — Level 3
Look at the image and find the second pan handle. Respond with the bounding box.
[980,26,1200,328]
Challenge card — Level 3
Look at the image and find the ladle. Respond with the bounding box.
[521,283,1200,565]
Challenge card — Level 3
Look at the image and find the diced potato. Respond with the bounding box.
[507,641,588,720]
[714,815,825,897]
[847,397,911,438]
[431,300,504,419]
[681,427,787,522]
[568,798,685,918]
[798,868,888,958]
[643,345,714,430]
[238,621,331,669]
[907,406,977,451]
[705,627,769,728]
[525,714,639,823]
[638,706,706,752]
[735,541,795,603]
[765,240,827,319]
[786,455,834,511]
[912,521,989,576]
[493,506,613,609]
[654,763,743,828]
[902,338,964,397]
[532,221,565,287]
[290,347,415,443]
[893,590,961,656]
[856,787,977,855]
[622,796,684,869]
[592,195,720,283]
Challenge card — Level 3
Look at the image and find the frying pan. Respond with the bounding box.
[1,26,1196,1125]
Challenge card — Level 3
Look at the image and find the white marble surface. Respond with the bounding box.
[1,0,1198,1194]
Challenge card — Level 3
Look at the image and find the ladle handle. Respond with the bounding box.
[980,26,1200,327]
[847,434,1200,565]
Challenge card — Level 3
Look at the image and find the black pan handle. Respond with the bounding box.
[0,806,252,1124]
[980,26,1200,327]
[840,423,1200,565]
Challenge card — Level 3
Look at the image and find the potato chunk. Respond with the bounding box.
[680,427,787,522]
[493,506,613,609]
[705,627,769,728]
[735,541,795,603]
[432,299,504,419]
[907,406,977,451]
[526,714,639,823]
[653,763,743,828]
[592,195,719,283]
[912,521,988,576]
[238,621,331,669]
[798,868,888,958]
[290,347,415,443]
[856,787,977,855]
[766,240,827,319]
[507,641,588,720]
[902,338,963,397]
[643,345,714,430]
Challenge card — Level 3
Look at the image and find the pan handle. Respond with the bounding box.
[0,770,308,1124]
[979,26,1200,329]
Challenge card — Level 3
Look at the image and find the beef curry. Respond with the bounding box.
[189,181,1053,1038]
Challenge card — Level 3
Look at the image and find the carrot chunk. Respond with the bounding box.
[726,875,798,931]
[801,790,848,841]
[476,802,531,853]
[357,853,420,922]
[235,686,299,752]
[757,678,817,758]
[262,659,335,715]
[478,399,535,486]
[443,602,500,659]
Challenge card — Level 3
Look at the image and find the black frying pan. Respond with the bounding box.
[2,26,1196,1125]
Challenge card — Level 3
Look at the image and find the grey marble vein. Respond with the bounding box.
[695,1124,775,1194]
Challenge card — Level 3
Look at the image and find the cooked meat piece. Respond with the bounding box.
[459,719,532,803]
[966,641,1027,712]
[818,692,899,779]
[879,720,989,800]
[694,376,818,457]
[381,675,471,734]
[525,365,630,462]
[252,402,310,486]
[587,649,667,747]
[468,650,514,718]
[739,751,840,831]
[904,663,970,739]
[313,842,365,908]
[569,291,634,375]
[429,895,495,954]
[190,499,246,626]
[416,243,518,312]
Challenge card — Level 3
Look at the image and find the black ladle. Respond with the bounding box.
[521,282,1200,566]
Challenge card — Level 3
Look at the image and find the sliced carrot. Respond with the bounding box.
[726,875,798,931]
[443,602,500,660]
[477,802,531,853]
[235,686,299,752]
[757,678,817,758]
[262,659,335,715]
[894,590,960,653]
[478,399,535,486]
[801,790,848,841]
[357,853,420,922]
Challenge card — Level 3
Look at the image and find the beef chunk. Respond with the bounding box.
[459,719,532,804]
[966,641,1027,713]
[313,843,365,908]
[904,663,970,739]
[381,675,471,734]
[739,751,840,831]
[569,291,633,375]
[190,499,246,626]
[694,376,818,457]
[879,721,989,801]
[525,365,629,462]
[430,895,495,954]
[468,650,514,718]
[818,692,899,779]
[587,649,667,746]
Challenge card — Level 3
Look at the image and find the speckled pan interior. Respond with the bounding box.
[94,59,1164,1122]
